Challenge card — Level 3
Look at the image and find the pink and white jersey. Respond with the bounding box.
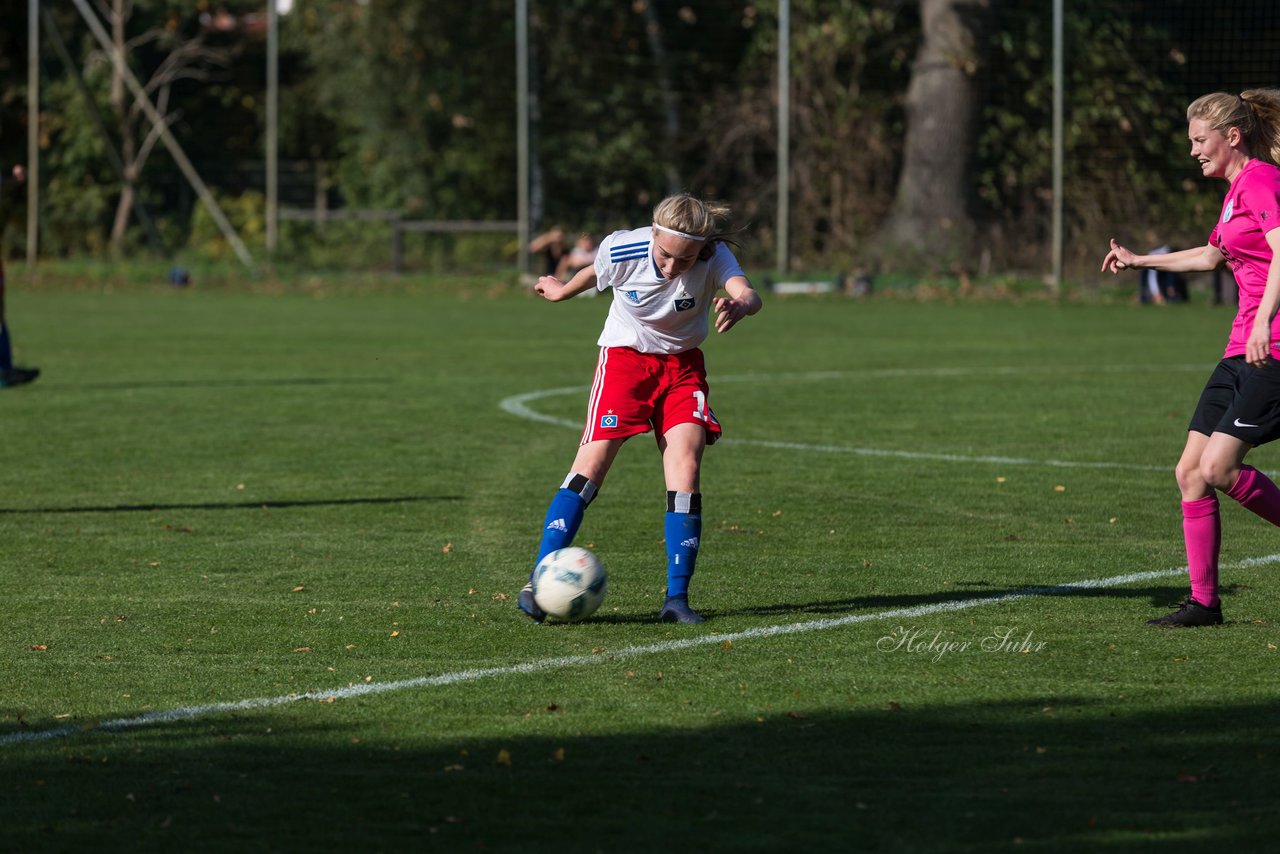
[1210,158,1280,358]
[593,226,746,354]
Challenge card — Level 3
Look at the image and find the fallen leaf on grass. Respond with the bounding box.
[550,748,565,762]
[443,764,464,773]
[30,645,48,652]
[442,543,453,554]
[291,586,305,593]
[785,711,807,720]
[291,647,312,653]
[389,630,400,638]
[496,748,512,766]
[1176,772,1202,783]
[1053,485,1066,492]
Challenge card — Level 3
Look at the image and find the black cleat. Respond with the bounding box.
[658,595,705,624]
[1146,598,1223,628]
[0,366,39,388]
[518,584,546,623]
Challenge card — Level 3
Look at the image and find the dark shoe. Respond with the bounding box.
[659,595,705,624]
[1146,598,1223,628]
[0,366,39,388]
[518,584,545,623]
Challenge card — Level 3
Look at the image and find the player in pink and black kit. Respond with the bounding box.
[518,194,762,623]
[1103,90,1280,627]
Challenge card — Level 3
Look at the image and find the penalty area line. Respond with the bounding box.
[499,387,1166,473]
[4,553,1277,749]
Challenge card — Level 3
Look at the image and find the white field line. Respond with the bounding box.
[5,553,1278,749]
[498,365,1205,473]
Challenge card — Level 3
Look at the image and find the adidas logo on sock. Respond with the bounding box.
[546,518,568,532]
[680,537,700,549]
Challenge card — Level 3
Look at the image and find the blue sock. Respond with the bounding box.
[665,491,702,599]
[533,474,598,578]
[0,324,11,371]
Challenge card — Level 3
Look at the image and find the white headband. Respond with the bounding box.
[652,223,707,241]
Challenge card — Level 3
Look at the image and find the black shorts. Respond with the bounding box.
[1188,356,1280,445]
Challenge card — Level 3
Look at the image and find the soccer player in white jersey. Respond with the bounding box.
[518,194,763,623]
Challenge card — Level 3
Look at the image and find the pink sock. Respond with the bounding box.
[1225,465,1280,527]
[1182,496,1221,609]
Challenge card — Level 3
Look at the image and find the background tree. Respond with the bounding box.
[883,0,992,268]
[101,0,238,252]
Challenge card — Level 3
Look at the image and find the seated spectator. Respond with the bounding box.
[557,233,598,280]
[529,227,568,277]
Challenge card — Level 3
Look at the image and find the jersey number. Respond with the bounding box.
[691,390,708,422]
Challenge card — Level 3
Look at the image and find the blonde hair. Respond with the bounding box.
[1188,89,1280,165]
[652,194,734,242]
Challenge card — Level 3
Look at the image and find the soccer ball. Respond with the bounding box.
[532,547,607,622]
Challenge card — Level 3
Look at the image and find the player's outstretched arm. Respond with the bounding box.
[1102,239,1223,274]
[714,275,762,334]
[534,266,597,302]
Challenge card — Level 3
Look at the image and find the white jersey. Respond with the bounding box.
[593,226,746,354]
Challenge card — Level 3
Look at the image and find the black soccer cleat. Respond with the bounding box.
[1146,598,1223,628]
[658,595,705,624]
[0,366,39,388]
[517,583,546,623]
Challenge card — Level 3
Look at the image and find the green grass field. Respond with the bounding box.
[1,281,1277,851]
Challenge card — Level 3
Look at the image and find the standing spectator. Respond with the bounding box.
[1139,243,1175,303]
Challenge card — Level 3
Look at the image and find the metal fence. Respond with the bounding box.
[15,1,1280,281]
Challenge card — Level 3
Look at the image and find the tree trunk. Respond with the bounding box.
[884,0,989,267]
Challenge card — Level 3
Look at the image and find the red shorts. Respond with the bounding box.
[580,346,722,446]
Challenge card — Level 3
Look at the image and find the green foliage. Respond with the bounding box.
[9,0,1277,274]
[294,0,518,216]
[188,189,265,261]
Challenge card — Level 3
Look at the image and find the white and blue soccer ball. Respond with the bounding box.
[532,547,607,622]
